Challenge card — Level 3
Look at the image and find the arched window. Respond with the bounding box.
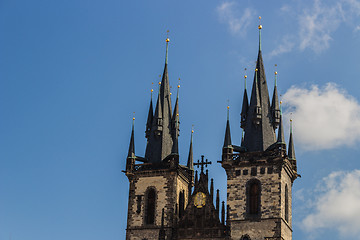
[285,184,289,222]
[179,190,185,219]
[241,234,251,240]
[145,188,156,225]
[247,179,261,215]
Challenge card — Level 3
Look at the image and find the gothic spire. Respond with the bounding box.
[242,20,276,152]
[172,81,180,154]
[241,73,249,128]
[187,128,194,170]
[276,101,285,144]
[271,70,280,128]
[288,119,296,160]
[145,88,154,138]
[223,106,232,148]
[144,35,174,163]
[127,116,135,158]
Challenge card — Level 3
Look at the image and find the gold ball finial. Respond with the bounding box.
[258,25,262,29]
[258,16,262,29]
[290,119,293,122]
[158,82,161,85]
[166,30,170,42]
[192,130,194,133]
[227,106,230,109]
[275,71,278,75]
[177,113,179,116]
[244,75,247,79]
[259,16,261,20]
[132,117,135,120]
[178,85,180,88]
[280,101,283,105]
[166,38,170,42]
[151,89,153,92]
[255,68,258,72]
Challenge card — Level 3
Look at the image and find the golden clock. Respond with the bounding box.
[194,192,206,208]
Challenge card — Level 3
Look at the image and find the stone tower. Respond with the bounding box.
[124,37,194,240]
[220,22,299,240]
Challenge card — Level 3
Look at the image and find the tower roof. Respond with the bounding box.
[288,119,296,160]
[127,117,135,158]
[187,129,194,170]
[223,106,232,148]
[145,37,174,163]
[242,23,276,152]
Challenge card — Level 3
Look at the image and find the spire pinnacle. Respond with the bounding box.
[127,114,135,158]
[187,127,194,170]
[276,101,285,144]
[274,64,278,87]
[244,68,247,90]
[165,30,170,65]
[258,16,262,51]
[224,106,232,148]
[288,118,296,160]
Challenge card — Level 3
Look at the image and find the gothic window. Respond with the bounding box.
[136,195,142,213]
[285,184,289,222]
[247,179,261,215]
[145,188,156,225]
[179,190,185,219]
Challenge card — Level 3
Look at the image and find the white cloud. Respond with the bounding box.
[268,36,295,58]
[216,2,255,36]
[302,170,360,238]
[282,83,360,151]
[298,0,344,53]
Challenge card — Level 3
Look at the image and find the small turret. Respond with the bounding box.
[126,116,136,172]
[271,70,280,128]
[216,189,220,218]
[210,178,214,203]
[276,101,285,145]
[252,69,262,125]
[187,129,194,170]
[223,106,233,161]
[145,88,154,138]
[288,119,296,160]
[241,73,249,128]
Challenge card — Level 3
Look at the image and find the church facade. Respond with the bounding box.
[124,24,299,240]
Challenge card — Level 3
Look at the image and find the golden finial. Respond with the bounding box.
[166,30,170,42]
[158,81,161,85]
[192,124,194,133]
[151,82,154,93]
[132,112,135,121]
[280,101,282,105]
[178,77,180,88]
[258,16,262,29]
[244,67,247,79]
[255,68,258,72]
[227,106,230,109]
[275,64,278,75]
[177,113,179,116]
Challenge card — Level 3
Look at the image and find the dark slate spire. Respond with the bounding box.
[271,70,280,128]
[241,74,249,128]
[144,37,174,163]
[243,22,276,152]
[223,106,232,148]
[288,119,296,160]
[171,83,180,155]
[216,189,220,218]
[187,129,194,170]
[221,201,225,225]
[210,178,214,203]
[127,117,135,158]
[145,89,154,138]
[276,102,285,144]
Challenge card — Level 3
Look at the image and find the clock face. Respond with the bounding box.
[194,192,206,208]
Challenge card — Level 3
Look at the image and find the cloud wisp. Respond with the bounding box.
[216,2,255,37]
[302,170,360,238]
[282,83,360,151]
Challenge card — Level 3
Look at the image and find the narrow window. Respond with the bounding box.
[248,180,260,215]
[145,188,156,225]
[136,195,142,213]
[179,190,185,218]
[285,184,289,222]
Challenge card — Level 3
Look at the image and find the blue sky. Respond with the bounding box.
[1,0,360,239]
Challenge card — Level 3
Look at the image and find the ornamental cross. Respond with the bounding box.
[194,155,212,173]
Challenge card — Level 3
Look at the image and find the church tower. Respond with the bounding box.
[220,19,299,240]
[124,36,194,240]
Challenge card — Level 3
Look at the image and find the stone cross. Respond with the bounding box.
[194,155,212,173]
